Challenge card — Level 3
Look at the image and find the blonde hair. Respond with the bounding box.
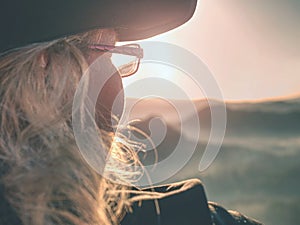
[0,29,139,225]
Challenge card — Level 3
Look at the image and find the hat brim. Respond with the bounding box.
[1,0,197,53]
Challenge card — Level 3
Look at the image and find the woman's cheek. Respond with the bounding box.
[96,71,124,131]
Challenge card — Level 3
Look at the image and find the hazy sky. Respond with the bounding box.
[122,0,300,101]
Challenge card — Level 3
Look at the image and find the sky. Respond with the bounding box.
[122,0,300,101]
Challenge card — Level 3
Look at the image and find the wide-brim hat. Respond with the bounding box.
[1,0,197,53]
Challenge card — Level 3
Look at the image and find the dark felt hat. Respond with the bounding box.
[0,0,197,53]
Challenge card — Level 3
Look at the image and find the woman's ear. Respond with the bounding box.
[37,50,49,69]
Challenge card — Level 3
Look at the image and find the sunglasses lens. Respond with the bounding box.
[89,44,142,77]
[111,44,141,77]
[118,59,139,77]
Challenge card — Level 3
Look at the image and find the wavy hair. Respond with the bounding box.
[0,29,142,225]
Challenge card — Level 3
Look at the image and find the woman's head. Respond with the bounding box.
[0,28,136,225]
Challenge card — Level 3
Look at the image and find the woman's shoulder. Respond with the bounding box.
[209,202,263,225]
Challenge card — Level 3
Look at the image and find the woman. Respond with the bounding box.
[0,0,200,224]
[0,0,262,225]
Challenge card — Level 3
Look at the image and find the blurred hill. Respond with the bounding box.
[126,97,300,135]
[124,97,300,225]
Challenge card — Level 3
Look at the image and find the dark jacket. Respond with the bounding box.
[121,179,262,225]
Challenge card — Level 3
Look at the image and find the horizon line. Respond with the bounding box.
[126,93,300,104]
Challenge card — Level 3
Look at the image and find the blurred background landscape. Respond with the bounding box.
[124,96,300,225]
[121,1,300,224]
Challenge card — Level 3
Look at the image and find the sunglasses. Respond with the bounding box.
[88,43,143,78]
